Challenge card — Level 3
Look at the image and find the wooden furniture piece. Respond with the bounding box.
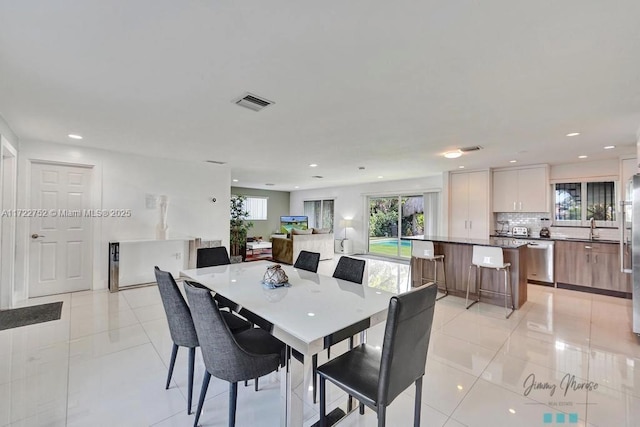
[180,261,395,427]
[407,237,528,309]
[555,240,631,297]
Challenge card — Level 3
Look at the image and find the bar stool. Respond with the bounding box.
[410,240,448,300]
[465,245,514,318]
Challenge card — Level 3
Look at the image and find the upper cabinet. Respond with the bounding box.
[492,166,548,212]
[450,170,489,239]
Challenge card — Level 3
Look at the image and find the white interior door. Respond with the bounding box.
[29,162,93,297]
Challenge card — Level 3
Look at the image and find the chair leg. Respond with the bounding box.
[312,354,318,404]
[327,346,331,359]
[436,259,448,300]
[377,405,386,427]
[188,347,196,414]
[166,343,179,390]
[254,377,259,392]
[319,376,327,427]
[465,265,477,309]
[359,402,365,415]
[194,372,211,427]
[414,377,423,426]
[229,382,238,427]
[504,267,514,319]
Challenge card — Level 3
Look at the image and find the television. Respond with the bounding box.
[280,216,308,234]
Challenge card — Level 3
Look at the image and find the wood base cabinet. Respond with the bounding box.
[555,240,631,296]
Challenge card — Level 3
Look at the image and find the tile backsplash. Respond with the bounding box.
[494,212,619,240]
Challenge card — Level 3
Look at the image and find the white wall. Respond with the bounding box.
[0,117,19,307]
[14,140,231,299]
[550,159,619,181]
[290,176,443,254]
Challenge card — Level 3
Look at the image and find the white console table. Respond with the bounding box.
[108,237,221,292]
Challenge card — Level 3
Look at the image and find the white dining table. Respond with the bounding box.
[180,260,395,427]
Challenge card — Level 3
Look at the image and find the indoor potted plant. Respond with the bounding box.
[230,195,253,263]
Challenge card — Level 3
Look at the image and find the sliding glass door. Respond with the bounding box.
[368,195,424,258]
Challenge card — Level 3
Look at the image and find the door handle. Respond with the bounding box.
[31,233,45,239]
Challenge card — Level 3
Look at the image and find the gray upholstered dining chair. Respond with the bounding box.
[183,281,285,427]
[317,283,438,427]
[293,250,321,273]
[154,267,251,415]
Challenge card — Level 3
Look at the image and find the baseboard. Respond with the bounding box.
[556,282,632,299]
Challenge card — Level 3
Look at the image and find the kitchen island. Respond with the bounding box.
[405,236,528,308]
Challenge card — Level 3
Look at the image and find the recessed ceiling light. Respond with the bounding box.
[309,164,318,168]
[457,385,463,390]
[68,134,83,140]
[307,312,315,317]
[232,179,238,182]
[510,160,517,163]
[566,132,580,137]
[458,166,465,169]
[508,408,516,414]
[578,155,588,159]
[294,186,299,189]
[378,176,383,179]
[604,145,615,150]
[444,150,462,159]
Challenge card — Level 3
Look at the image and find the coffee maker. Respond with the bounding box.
[539,218,551,238]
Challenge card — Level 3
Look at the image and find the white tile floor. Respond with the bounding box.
[1,256,639,426]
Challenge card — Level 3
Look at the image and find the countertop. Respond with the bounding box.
[402,235,528,249]
[490,235,619,244]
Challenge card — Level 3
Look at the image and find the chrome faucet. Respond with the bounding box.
[589,217,598,240]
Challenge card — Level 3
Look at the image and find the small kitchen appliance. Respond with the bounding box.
[512,226,529,237]
[539,218,551,238]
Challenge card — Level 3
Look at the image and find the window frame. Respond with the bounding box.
[234,195,268,221]
[553,180,618,228]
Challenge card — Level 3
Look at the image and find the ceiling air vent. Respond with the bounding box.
[312,175,324,179]
[233,92,275,112]
[459,146,482,153]
[205,160,227,165]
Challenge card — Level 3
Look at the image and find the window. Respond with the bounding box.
[240,196,268,220]
[303,199,334,230]
[554,181,616,226]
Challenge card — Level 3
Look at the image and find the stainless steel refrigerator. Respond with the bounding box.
[621,174,640,335]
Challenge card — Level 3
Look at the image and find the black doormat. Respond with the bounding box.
[0,301,63,331]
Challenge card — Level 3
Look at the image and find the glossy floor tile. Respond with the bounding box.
[1,257,639,426]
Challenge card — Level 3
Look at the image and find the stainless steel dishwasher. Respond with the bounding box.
[527,240,555,285]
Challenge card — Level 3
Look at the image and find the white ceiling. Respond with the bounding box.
[1,0,639,191]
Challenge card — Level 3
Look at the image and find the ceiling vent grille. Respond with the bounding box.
[459,146,482,153]
[205,160,227,165]
[233,92,275,112]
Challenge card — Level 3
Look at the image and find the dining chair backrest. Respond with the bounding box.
[471,246,506,269]
[332,256,366,284]
[411,240,435,259]
[196,246,231,268]
[294,250,321,273]
[378,283,437,406]
[183,281,280,383]
[154,266,199,348]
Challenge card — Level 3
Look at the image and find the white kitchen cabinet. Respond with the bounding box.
[492,166,548,212]
[450,170,489,239]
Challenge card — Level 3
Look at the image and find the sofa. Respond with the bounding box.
[271,229,334,265]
